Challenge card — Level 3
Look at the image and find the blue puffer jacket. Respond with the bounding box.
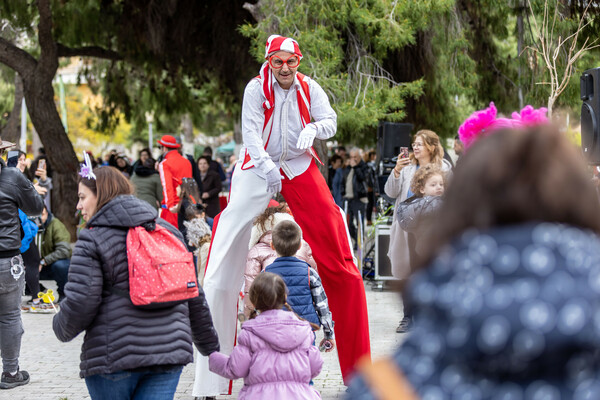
[348,222,600,399]
[265,256,320,326]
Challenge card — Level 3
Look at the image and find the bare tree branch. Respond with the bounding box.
[0,36,36,75]
[56,43,123,61]
[243,0,267,22]
[527,0,597,117]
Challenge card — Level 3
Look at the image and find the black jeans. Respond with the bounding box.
[366,191,375,223]
[21,245,40,297]
[345,198,367,243]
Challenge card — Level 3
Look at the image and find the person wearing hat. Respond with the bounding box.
[194,35,371,398]
[157,134,192,228]
[0,136,44,389]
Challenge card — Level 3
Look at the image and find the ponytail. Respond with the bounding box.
[249,309,258,320]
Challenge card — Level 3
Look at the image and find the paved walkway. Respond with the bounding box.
[11,280,403,399]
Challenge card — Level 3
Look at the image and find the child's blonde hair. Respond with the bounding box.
[410,164,446,197]
[253,203,290,232]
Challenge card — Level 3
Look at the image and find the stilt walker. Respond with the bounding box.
[193,35,371,398]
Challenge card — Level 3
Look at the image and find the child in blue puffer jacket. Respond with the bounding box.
[264,220,335,353]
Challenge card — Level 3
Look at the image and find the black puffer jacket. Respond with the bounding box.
[53,195,219,378]
[0,159,44,255]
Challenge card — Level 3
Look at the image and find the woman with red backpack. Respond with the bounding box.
[52,163,219,399]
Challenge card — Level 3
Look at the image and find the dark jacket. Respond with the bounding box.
[186,154,204,193]
[397,195,443,259]
[342,160,369,200]
[0,159,44,256]
[265,256,320,326]
[201,170,222,218]
[52,195,219,378]
[208,158,226,181]
[131,164,163,209]
[348,222,600,399]
[40,212,72,265]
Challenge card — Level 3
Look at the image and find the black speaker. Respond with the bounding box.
[377,122,413,163]
[581,67,600,164]
[373,225,397,281]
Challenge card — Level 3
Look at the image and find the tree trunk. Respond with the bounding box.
[313,139,329,182]
[1,74,23,143]
[22,72,79,239]
[181,113,194,142]
[547,95,554,120]
[180,113,195,155]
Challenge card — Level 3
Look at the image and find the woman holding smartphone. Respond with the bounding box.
[29,155,52,211]
[384,129,452,333]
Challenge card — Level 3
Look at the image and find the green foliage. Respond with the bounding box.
[240,0,453,145]
[0,65,15,120]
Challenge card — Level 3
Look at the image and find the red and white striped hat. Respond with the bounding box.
[264,35,303,60]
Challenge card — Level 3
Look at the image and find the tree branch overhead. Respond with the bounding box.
[56,44,123,61]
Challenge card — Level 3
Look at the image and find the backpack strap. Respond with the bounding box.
[357,357,418,400]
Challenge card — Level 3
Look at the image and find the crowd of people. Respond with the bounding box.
[1,32,599,400]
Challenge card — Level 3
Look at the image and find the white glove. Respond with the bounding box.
[296,125,317,150]
[265,167,283,194]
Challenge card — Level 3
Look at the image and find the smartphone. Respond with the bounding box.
[38,159,46,170]
[400,147,409,159]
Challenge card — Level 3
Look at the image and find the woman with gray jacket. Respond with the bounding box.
[53,166,219,400]
[384,129,451,333]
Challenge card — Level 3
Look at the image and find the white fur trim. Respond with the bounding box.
[248,212,294,250]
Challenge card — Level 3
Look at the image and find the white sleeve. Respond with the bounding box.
[307,79,337,140]
[241,79,276,174]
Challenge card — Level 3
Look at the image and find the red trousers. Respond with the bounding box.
[195,162,371,396]
[281,163,371,381]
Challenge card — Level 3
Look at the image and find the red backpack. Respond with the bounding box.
[125,224,198,307]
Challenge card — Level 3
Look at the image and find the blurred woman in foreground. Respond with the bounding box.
[348,105,600,399]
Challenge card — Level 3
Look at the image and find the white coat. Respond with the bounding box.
[384,159,452,279]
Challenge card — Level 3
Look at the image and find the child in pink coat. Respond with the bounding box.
[209,272,323,399]
[243,203,317,318]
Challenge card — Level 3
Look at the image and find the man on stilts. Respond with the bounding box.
[193,35,371,398]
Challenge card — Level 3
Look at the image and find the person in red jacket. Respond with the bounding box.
[157,135,192,228]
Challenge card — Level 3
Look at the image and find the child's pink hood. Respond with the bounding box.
[241,309,313,353]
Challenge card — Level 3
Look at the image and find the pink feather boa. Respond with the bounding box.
[458,102,548,149]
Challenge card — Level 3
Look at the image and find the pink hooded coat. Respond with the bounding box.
[244,212,317,317]
[209,309,323,399]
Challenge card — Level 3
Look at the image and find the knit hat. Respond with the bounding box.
[264,35,303,60]
[157,135,180,149]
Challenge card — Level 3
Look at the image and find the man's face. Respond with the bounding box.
[454,140,464,156]
[41,207,48,224]
[349,151,361,166]
[269,50,299,90]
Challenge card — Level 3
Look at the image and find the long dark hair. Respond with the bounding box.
[417,124,600,271]
[79,166,133,216]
